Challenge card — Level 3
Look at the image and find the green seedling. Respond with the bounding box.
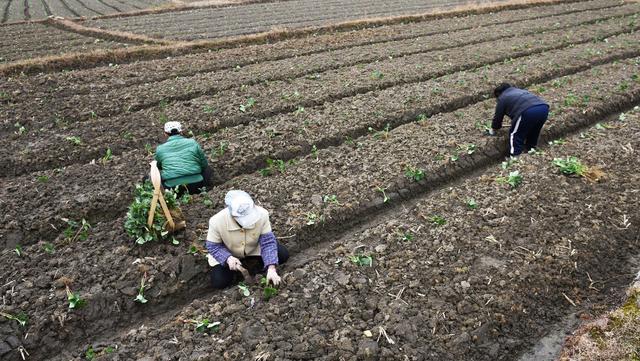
[43,242,55,254]
[14,245,22,257]
[368,123,391,140]
[101,148,112,164]
[89,111,98,119]
[404,165,425,182]
[63,218,91,243]
[371,70,384,80]
[85,346,96,360]
[0,312,28,327]
[496,170,523,188]
[594,122,612,130]
[179,191,191,205]
[399,232,414,242]
[259,158,289,176]
[124,181,182,245]
[187,245,199,256]
[527,148,544,156]
[134,274,148,304]
[450,154,459,162]
[322,194,340,205]
[122,131,134,140]
[416,113,428,122]
[238,282,251,297]
[552,156,588,176]
[457,144,476,155]
[14,122,26,135]
[260,277,278,301]
[203,105,216,114]
[474,121,492,132]
[66,286,86,309]
[65,136,82,146]
[194,319,221,333]
[501,157,519,169]
[305,212,324,225]
[239,97,256,112]
[429,215,447,226]
[618,81,629,91]
[294,106,305,115]
[466,198,478,210]
[349,255,373,267]
[36,175,49,182]
[375,186,390,203]
[144,143,154,156]
[311,145,318,160]
[548,138,567,146]
[210,141,228,159]
[563,94,580,107]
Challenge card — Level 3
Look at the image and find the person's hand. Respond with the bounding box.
[226,256,242,271]
[266,265,281,286]
[484,129,497,136]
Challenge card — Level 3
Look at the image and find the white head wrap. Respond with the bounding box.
[164,121,182,134]
[225,190,260,229]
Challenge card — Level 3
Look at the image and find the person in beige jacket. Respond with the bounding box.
[205,190,289,289]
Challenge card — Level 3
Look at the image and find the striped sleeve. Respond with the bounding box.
[205,240,232,265]
[259,232,279,269]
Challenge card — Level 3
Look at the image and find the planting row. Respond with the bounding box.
[0,0,619,99]
[90,110,640,361]
[2,15,638,181]
[87,0,493,40]
[1,29,639,251]
[0,55,638,360]
[0,0,168,23]
[0,22,130,63]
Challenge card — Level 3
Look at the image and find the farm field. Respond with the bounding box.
[1,0,640,360]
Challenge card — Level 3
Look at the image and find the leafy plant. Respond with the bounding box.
[429,215,447,226]
[311,145,318,160]
[210,141,228,159]
[475,121,492,132]
[553,156,588,176]
[238,282,251,297]
[501,157,519,169]
[187,245,200,256]
[294,106,305,115]
[63,218,91,243]
[101,148,112,164]
[134,274,148,304]
[144,143,154,156]
[14,245,22,257]
[371,70,384,80]
[416,113,428,122]
[548,138,567,146]
[368,123,391,140]
[239,97,256,112]
[43,242,55,254]
[259,158,290,176]
[124,182,181,245]
[457,144,476,155]
[404,165,425,182]
[466,198,478,210]
[85,346,96,360]
[0,311,28,327]
[195,319,221,333]
[496,171,523,188]
[65,136,82,146]
[322,194,340,205]
[260,277,278,301]
[305,212,324,225]
[399,232,414,241]
[14,122,26,135]
[203,105,216,114]
[66,286,86,309]
[375,186,390,203]
[349,255,373,267]
[36,175,49,182]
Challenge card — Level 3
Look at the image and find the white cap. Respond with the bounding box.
[164,121,182,134]
[225,190,260,229]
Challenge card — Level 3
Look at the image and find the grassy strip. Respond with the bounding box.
[45,17,174,45]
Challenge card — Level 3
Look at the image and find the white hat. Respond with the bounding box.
[225,190,260,229]
[164,121,182,134]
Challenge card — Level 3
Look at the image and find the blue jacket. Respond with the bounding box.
[492,87,548,129]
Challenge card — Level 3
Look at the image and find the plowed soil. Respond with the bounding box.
[1,1,639,361]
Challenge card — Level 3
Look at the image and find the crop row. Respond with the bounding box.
[87,0,480,39]
[0,0,619,99]
[2,27,639,251]
[1,60,639,359]
[2,15,638,179]
[97,111,640,361]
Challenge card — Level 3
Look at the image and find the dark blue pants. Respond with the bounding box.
[210,242,289,289]
[509,104,549,156]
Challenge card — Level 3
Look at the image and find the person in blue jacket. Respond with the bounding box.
[488,83,549,156]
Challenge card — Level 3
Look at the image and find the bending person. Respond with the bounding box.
[488,83,550,156]
[155,121,213,194]
[205,190,289,289]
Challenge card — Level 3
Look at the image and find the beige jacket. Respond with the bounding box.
[206,206,272,266]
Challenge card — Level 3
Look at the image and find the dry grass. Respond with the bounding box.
[559,281,640,361]
[0,0,588,76]
[46,18,173,45]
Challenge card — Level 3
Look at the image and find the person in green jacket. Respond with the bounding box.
[155,121,213,194]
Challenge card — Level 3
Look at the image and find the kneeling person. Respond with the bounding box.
[155,121,213,194]
[205,190,289,289]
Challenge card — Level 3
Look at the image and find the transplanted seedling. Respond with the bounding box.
[368,123,391,140]
[101,148,112,164]
[322,194,341,205]
[496,171,523,188]
[134,273,148,304]
[260,277,278,301]
[404,165,425,182]
[66,286,87,309]
[0,311,28,327]
[14,245,22,257]
[43,242,55,254]
[501,157,519,169]
[548,138,567,146]
[238,282,251,297]
[210,141,228,159]
[349,255,373,267]
[62,218,91,243]
[305,212,325,225]
[259,158,289,176]
[195,319,221,333]
[239,97,256,112]
[371,70,384,80]
[457,144,477,155]
[399,232,414,242]
[429,215,447,226]
[466,198,478,210]
[65,136,83,146]
[553,156,588,176]
[375,186,390,203]
[187,245,200,256]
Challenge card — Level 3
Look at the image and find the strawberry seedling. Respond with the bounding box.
[399,232,414,242]
[239,97,256,112]
[238,282,251,297]
[65,136,82,146]
[260,277,278,301]
[496,171,523,188]
[375,186,390,203]
[466,198,478,210]
[404,165,425,182]
[311,145,318,160]
[501,157,519,169]
[85,346,96,360]
[322,194,341,205]
[349,255,373,267]
[62,218,91,243]
[202,105,216,114]
[101,148,112,164]
[368,123,391,140]
[36,175,49,182]
[552,156,589,176]
[43,242,55,254]
[429,215,447,226]
[14,245,22,257]
[259,158,289,176]
[305,212,324,225]
[548,138,567,146]
[457,144,476,155]
[187,245,200,256]
[14,122,26,135]
[371,70,384,80]
[134,274,148,304]
[210,141,228,159]
[0,311,28,327]
[192,319,221,333]
[66,286,86,309]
